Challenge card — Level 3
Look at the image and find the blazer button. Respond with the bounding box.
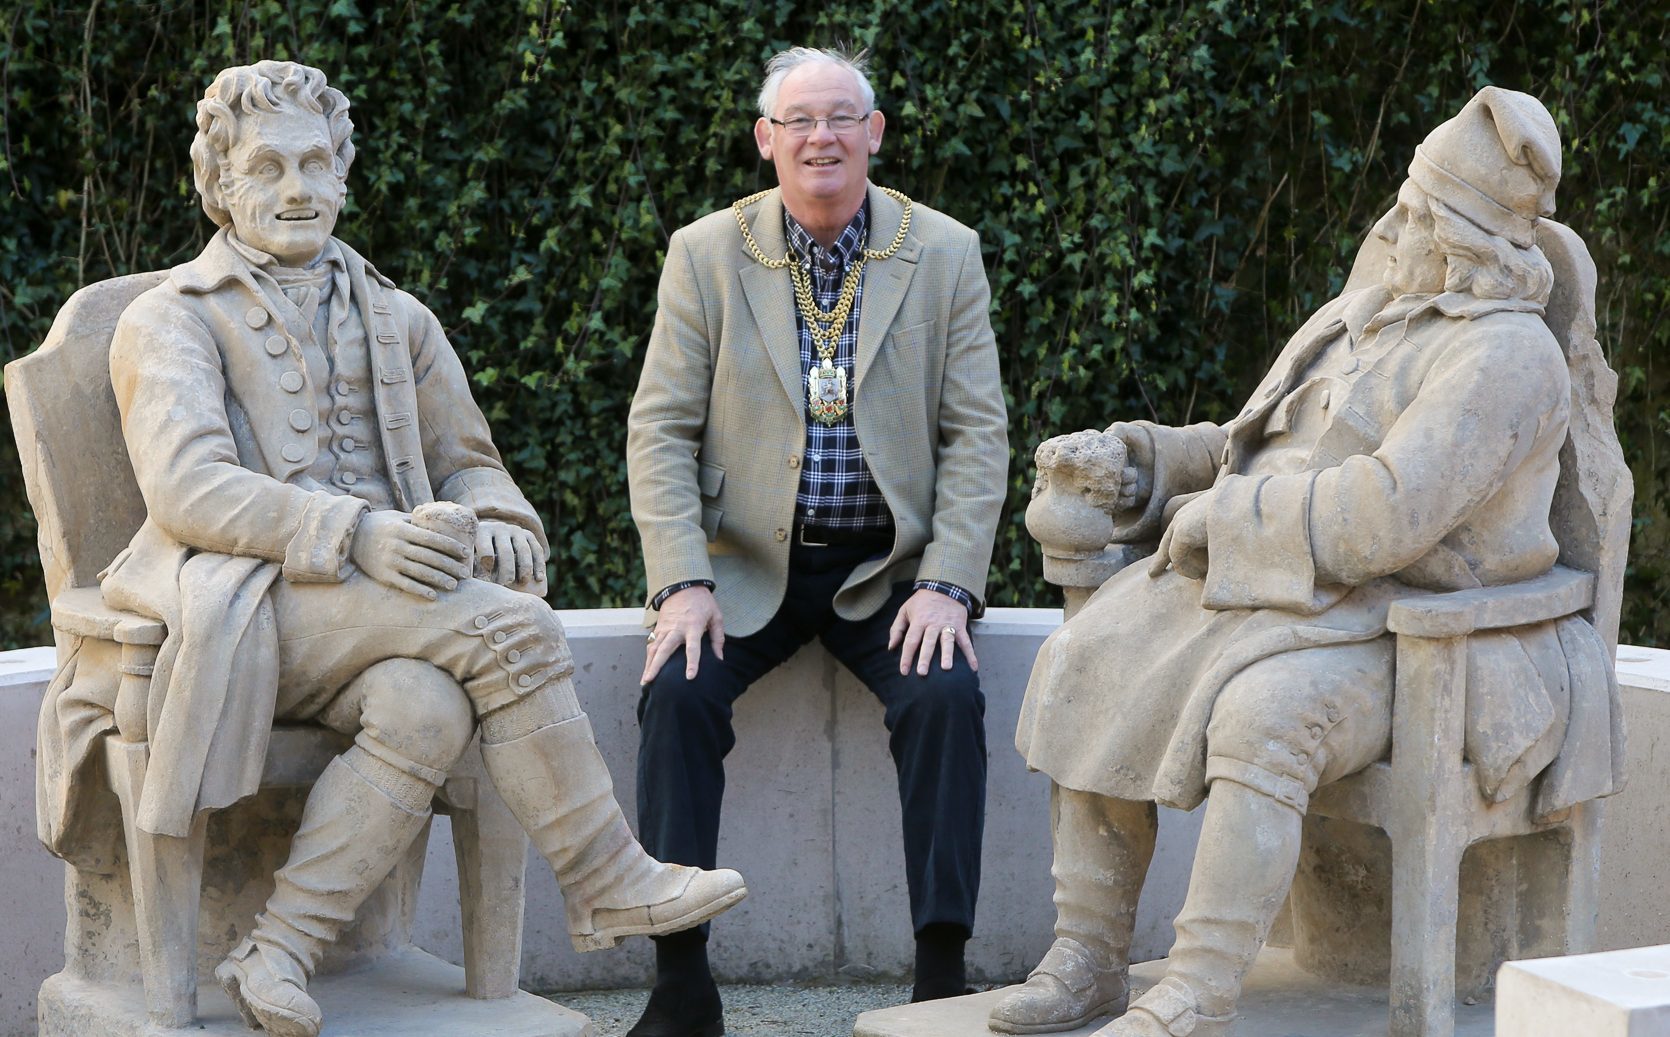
[289,409,313,431]
[265,335,288,357]
[775,528,787,542]
[246,306,269,329]
[279,371,304,393]
[788,455,801,469]
[280,443,305,463]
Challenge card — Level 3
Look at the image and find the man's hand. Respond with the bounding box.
[351,510,470,599]
[642,584,725,685]
[888,588,977,676]
[1151,492,1211,580]
[476,519,546,588]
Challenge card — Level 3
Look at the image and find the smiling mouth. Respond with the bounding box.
[276,209,318,221]
[806,158,839,167]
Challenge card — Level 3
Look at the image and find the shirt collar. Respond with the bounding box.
[783,200,869,271]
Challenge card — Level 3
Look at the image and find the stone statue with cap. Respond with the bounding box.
[993,86,1625,1037]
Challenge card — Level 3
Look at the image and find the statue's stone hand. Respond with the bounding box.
[1151,491,1211,581]
[476,519,546,589]
[350,510,470,600]
[1027,429,1139,558]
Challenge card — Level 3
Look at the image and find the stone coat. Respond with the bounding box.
[39,229,544,849]
[626,185,1009,636]
[1016,285,1624,820]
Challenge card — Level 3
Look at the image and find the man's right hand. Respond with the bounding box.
[642,584,725,685]
[1102,421,1156,514]
[350,510,470,600]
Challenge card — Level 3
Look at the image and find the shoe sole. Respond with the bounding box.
[625,1021,725,1037]
[213,958,322,1037]
[573,884,749,952]
[987,995,1128,1034]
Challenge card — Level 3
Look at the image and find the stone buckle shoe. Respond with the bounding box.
[214,937,322,1037]
[1094,976,1234,1037]
[572,866,748,952]
[989,937,1129,1034]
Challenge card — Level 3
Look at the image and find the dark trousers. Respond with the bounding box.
[635,540,987,935]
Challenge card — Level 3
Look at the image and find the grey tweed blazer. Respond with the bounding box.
[626,183,1008,637]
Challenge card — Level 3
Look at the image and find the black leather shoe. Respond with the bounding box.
[624,981,724,1037]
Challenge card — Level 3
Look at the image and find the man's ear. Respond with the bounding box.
[866,110,885,155]
[754,117,774,161]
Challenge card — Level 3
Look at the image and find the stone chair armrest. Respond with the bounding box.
[51,586,166,645]
[1385,567,1595,640]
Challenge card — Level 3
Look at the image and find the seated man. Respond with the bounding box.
[50,60,744,1037]
[994,87,1620,1036]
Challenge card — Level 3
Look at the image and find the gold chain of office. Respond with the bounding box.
[731,186,913,356]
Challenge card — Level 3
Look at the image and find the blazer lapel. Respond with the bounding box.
[855,184,922,390]
[734,190,809,411]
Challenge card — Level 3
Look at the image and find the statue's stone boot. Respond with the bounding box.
[482,713,747,952]
[215,751,435,1037]
[1102,777,1304,1037]
[990,786,1155,1034]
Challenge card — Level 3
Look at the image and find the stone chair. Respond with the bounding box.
[7,272,532,1029]
[1029,217,1631,1037]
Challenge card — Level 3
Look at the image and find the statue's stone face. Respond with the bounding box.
[1374,181,1446,296]
[221,106,342,266]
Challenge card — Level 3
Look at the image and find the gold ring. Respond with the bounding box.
[940,625,956,638]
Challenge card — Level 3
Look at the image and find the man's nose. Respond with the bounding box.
[807,118,838,144]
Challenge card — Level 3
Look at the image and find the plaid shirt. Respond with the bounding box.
[648,202,978,616]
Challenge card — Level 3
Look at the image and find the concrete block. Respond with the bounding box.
[1598,646,1670,953]
[1498,944,1670,1036]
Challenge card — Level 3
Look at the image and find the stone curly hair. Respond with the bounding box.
[191,60,354,228]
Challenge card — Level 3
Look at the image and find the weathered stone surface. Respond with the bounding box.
[39,949,591,1036]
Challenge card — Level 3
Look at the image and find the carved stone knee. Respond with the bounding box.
[352,658,476,775]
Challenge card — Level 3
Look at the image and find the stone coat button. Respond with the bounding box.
[475,616,489,629]
[518,675,534,688]
[280,443,305,463]
[279,371,304,393]
[493,631,507,644]
[340,472,358,486]
[336,410,353,426]
[775,528,788,542]
[334,380,351,397]
[507,649,522,663]
[341,437,357,452]
[245,306,269,329]
[289,409,313,431]
[265,335,288,356]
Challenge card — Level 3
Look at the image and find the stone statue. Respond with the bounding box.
[22,60,744,1037]
[995,86,1626,1037]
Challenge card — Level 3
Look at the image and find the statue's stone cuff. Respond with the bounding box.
[460,598,576,714]
[283,493,371,582]
[1205,755,1310,814]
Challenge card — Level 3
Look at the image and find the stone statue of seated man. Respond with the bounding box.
[992,86,1621,1037]
[47,59,745,1037]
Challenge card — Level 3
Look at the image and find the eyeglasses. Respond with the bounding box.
[768,113,870,138]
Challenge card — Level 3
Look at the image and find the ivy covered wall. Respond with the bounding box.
[1,1,1665,647]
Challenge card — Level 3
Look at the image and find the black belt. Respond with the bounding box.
[797,524,894,548]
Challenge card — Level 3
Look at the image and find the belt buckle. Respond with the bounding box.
[798,525,830,547]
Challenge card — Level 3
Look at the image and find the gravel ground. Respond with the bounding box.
[548,982,917,1036]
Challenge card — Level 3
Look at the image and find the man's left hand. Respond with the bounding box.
[888,588,977,676]
[477,519,546,588]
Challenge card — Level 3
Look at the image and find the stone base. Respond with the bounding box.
[854,947,1497,1036]
[39,948,591,1037]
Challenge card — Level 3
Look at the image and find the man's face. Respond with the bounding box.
[220,106,343,266]
[753,62,884,217]
[1373,181,1446,295]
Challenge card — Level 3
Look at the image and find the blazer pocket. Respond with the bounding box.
[887,318,939,351]
[697,460,725,498]
[700,504,723,542]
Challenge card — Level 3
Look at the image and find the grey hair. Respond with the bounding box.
[1428,196,1554,304]
[191,60,353,228]
[757,46,876,118]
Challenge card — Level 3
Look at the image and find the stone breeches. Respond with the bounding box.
[1203,637,1396,812]
[268,572,574,720]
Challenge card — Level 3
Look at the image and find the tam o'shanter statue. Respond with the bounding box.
[999,88,1630,1036]
[18,61,744,1037]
